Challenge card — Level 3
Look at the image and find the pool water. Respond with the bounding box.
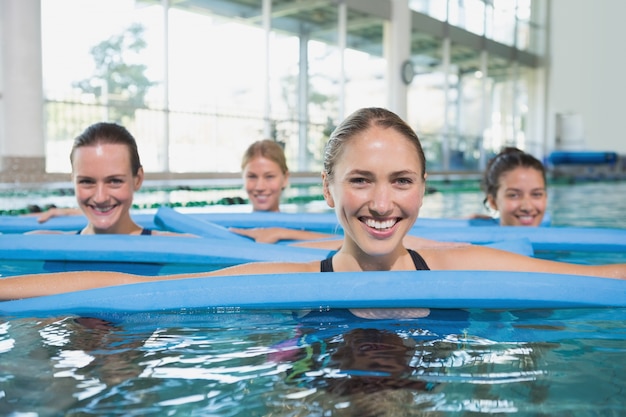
[1,180,625,416]
[1,308,625,416]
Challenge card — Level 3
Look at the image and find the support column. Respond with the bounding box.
[479,49,489,170]
[384,0,411,119]
[297,33,309,170]
[262,0,272,139]
[0,0,45,180]
[441,35,451,171]
[337,0,347,122]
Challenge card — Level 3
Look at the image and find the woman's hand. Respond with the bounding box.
[36,207,83,223]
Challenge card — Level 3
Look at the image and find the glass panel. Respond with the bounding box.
[167,6,269,173]
[515,0,531,51]
[486,0,516,46]
[480,55,510,154]
[407,34,445,170]
[456,71,487,169]
[448,0,485,36]
[488,64,531,152]
[525,0,547,55]
[343,13,386,117]
[269,3,309,173]
[513,66,530,150]
[409,0,448,22]
[307,37,342,172]
[516,19,531,51]
[42,0,165,173]
[292,5,341,173]
[447,44,481,170]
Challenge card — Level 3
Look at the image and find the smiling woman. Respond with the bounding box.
[241,139,290,213]
[28,122,187,236]
[231,139,335,243]
[479,147,548,226]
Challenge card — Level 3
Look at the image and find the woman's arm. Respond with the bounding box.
[36,207,83,223]
[423,245,626,279]
[229,227,335,244]
[0,261,319,301]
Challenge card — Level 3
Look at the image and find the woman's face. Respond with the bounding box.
[72,143,143,233]
[243,156,289,212]
[487,166,547,226]
[323,126,426,257]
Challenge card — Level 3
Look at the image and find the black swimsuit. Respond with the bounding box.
[320,248,430,272]
[76,228,153,235]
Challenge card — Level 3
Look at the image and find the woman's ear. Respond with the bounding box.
[134,166,145,191]
[322,172,335,208]
[281,170,290,191]
[486,194,498,211]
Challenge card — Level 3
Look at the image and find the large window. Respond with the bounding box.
[42,0,163,172]
[41,0,545,175]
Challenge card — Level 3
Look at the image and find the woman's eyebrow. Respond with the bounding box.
[345,169,374,176]
[390,169,420,176]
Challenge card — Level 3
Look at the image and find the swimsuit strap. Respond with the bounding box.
[320,257,334,272]
[407,248,430,270]
[320,249,430,272]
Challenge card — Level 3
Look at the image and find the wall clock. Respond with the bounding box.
[401,59,415,85]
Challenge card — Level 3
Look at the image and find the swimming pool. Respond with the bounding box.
[0,180,625,416]
[1,308,625,416]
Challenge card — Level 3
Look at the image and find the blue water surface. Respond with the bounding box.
[0,181,625,416]
[1,307,625,416]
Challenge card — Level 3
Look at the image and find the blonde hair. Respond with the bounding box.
[241,139,288,174]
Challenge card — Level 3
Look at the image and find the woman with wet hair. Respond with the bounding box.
[30,122,187,236]
[478,147,548,226]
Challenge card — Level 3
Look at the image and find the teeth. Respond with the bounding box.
[94,206,113,213]
[365,218,396,230]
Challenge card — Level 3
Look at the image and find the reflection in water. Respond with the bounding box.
[0,316,150,415]
[1,308,625,416]
[272,309,569,417]
[316,328,438,417]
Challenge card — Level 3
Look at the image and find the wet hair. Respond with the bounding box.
[241,139,288,174]
[70,122,142,176]
[323,107,426,182]
[481,147,547,204]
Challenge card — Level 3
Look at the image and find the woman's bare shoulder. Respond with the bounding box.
[24,230,73,235]
[418,244,526,270]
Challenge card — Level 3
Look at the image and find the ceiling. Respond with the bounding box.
[143,0,539,78]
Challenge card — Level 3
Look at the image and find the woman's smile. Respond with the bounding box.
[361,216,401,239]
